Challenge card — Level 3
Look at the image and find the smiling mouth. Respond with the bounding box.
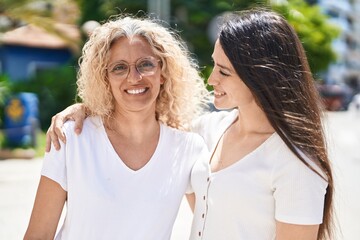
[125,88,148,95]
[214,90,226,97]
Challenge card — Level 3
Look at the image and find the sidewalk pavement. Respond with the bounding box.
[0,158,42,240]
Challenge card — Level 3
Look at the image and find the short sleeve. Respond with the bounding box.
[190,114,209,138]
[186,182,194,194]
[272,155,328,224]
[41,135,68,191]
[186,133,210,194]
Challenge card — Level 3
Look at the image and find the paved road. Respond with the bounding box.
[0,110,359,239]
[0,158,42,240]
[324,110,360,239]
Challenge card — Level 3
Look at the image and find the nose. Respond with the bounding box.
[207,70,217,86]
[126,65,142,83]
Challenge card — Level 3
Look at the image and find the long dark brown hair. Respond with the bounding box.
[218,9,334,240]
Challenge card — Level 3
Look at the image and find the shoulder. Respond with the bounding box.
[162,124,203,142]
[268,133,327,185]
[190,109,238,150]
[194,109,237,126]
[265,133,310,167]
[191,109,238,135]
[161,124,207,150]
[267,134,321,168]
[160,125,209,171]
[62,116,103,140]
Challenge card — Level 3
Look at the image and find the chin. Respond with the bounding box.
[213,102,235,111]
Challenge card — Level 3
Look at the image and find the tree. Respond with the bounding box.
[0,0,53,31]
[272,0,340,75]
[69,0,340,77]
[0,0,80,48]
[169,0,340,78]
[77,0,147,25]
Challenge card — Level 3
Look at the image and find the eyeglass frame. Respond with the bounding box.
[106,56,162,79]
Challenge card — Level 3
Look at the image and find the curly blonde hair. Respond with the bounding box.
[77,15,209,130]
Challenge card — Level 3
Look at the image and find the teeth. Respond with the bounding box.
[214,91,225,96]
[126,88,146,95]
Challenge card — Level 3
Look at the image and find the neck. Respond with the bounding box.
[235,102,274,135]
[105,109,159,143]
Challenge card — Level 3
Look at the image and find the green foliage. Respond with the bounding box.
[0,0,54,32]
[0,75,11,105]
[78,0,267,80]
[78,0,106,24]
[10,60,78,131]
[66,0,340,86]
[272,0,340,75]
[77,0,147,25]
[170,0,266,79]
[0,75,12,126]
[0,0,80,50]
[34,130,46,157]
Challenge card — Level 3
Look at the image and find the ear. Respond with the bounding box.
[160,75,165,84]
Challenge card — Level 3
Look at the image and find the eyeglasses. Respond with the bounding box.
[107,57,161,79]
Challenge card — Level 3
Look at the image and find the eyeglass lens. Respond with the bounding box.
[108,57,159,77]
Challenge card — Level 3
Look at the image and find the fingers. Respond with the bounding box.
[53,116,67,143]
[74,120,83,135]
[45,129,61,152]
[70,103,87,135]
[45,115,66,152]
[45,130,52,152]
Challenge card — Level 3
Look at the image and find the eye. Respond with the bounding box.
[220,69,231,76]
[111,63,128,75]
[137,59,156,71]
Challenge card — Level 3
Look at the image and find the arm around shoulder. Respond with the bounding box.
[45,103,88,152]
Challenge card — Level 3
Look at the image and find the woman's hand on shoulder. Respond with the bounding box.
[46,103,87,152]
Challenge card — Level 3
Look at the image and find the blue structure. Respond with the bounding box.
[0,23,79,81]
[0,45,72,81]
[3,92,39,147]
[0,24,79,147]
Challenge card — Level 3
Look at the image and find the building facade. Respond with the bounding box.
[317,0,360,92]
[0,24,79,82]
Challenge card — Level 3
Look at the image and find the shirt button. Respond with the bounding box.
[207,177,210,182]
[202,213,205,218]
[203,195,206,200]
[199,231,201,236]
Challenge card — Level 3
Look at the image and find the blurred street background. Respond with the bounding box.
[1,0,360,239]
[1,110,360,239]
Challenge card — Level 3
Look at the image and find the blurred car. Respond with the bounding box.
[317,83,354,111]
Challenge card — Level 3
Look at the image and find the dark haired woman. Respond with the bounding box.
[188,9,333,240]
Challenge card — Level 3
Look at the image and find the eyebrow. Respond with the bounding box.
[108,60,126,66]
[211,56,233,73]
[216,63,233,73]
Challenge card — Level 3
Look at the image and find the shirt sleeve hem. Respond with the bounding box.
[275,215,323,225]
[41,172,67,191]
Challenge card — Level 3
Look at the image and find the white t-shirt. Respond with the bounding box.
[41,116,209,240]
[189,109,328,240]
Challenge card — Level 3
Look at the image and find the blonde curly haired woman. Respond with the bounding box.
[24,15,209,240]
